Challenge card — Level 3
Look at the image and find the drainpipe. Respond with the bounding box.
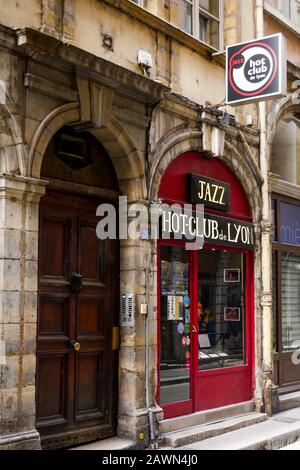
[145,259,156,447]
[255,0,273,416]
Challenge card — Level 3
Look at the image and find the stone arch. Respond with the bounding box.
[149,127,262,223]
[267,94,300,168]
[29,102,145,201]
[0,99,26,175]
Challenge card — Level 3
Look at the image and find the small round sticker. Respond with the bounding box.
[181,336,187,347]
[184,324,190,334]
[177,322,184,335]
[186,336,190,346]
[183,295,190,307]
[185,351,190,360]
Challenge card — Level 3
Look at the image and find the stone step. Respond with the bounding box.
[163,412,267,448]
[279,391,300,412]
[159,400,255,435]
[178,408,300,450]
[280,440,300,450]
[69,437,134,451]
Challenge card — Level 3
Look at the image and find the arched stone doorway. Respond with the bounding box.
[36,127,120,449]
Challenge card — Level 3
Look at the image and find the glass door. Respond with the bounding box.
[159,243,194,418]
[194,247,252,412]
[197,249,246,372]
[158,243,253,416]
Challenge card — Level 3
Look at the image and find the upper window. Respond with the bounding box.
[176,0,221,49]
[271,115,300,186]
[266,0,300,30]
[130,0,221,50]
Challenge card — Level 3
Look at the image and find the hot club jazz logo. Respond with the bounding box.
[226,34,286,105]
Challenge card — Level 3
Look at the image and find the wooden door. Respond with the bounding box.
[36,190,118,449]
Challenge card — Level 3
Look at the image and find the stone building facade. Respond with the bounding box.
[0,0,299,450]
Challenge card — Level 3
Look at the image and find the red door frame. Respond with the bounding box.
[157,239,193,418]
[157,240,255,419]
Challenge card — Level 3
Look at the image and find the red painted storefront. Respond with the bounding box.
[157,152,255,419]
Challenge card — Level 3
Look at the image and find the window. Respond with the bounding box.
[271,116,300,186]
[176,0,221,49]
[198,250,246,371]
[272,195,300,389]
[266,0,300,30]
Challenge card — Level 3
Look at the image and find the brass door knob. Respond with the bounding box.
[70,340,81,351]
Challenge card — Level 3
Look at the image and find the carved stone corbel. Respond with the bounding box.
[76,72,114,129]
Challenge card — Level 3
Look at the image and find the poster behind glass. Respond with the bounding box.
[160,245,190,404]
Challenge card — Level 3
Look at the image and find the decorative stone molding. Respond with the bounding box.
[28,103,146,201]
[260,293,273,308]
[270,175,300,199]
[16,28,170,105]
[149,124,262,224]
[28,102,80,178]
[24,73,78,102]
[266,94,300,162]
[260,221,273,235]
[0,101,26,175]
[0,430,41,450]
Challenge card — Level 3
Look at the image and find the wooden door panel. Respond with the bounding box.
[78,220,104,282]
[280,354,300,386]
[36,353,68,423]
[38,295,69,337]
[40,213,72,281]
[77,299,104,335]
[75,353,104,419]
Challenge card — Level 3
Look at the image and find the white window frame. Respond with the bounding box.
[130,0,144,6]
[180,0,223,50]
[265,0,300,35]
[130,0,223,51]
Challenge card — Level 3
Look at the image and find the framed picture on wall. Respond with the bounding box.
[224,268,240,283]
[224,307,240,322]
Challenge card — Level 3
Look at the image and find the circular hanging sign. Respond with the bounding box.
[177,322,184,335]
[226,34,286,106]
[229,43,277,98]
[184,324,190,334]
[186,336,190,346]
[181,336,187,347]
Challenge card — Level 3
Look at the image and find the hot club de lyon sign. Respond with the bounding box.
[226,33,286,106]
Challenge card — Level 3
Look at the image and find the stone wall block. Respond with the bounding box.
[0,260,21,291]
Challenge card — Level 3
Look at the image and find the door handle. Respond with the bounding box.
[70,272,82,294]
[191,325,197,333]
[70,340,81,352]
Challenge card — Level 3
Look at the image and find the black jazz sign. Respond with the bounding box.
[226,33,286,106]
[187,173,230,211]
